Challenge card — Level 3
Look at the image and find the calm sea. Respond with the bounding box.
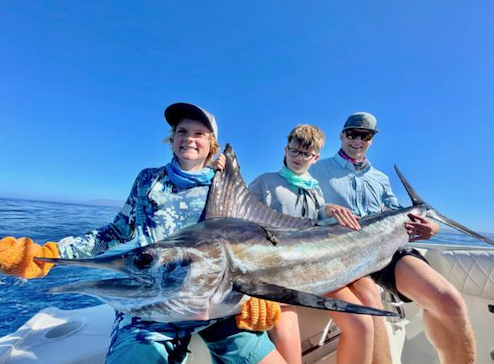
[0,197,492,337]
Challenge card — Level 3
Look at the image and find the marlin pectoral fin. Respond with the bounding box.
[233,280,398,317]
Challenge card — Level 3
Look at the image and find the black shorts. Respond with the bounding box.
[370,247,429,303]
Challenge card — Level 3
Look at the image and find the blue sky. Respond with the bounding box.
[1,1,493,233]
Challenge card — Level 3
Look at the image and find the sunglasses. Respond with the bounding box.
[286,147,317,161]
[345,130,374,141]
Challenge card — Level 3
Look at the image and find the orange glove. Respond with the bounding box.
[0,237,59,279]
[236,297,281,331]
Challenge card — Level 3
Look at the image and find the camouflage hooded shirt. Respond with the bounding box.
[58,167,210,259]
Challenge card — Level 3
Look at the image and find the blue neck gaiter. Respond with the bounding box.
[278,166,319,191]
[165,157,215,188]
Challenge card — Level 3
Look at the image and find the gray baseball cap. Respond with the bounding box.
[164,102,218,141]
[342,112,379,134]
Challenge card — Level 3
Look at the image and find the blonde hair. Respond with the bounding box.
[287,124,325,152]
[163,127,219,166]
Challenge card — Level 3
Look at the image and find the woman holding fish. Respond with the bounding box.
[0,102,286,364]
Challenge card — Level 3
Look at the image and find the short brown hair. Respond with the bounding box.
[164,128,219,166]
[287,124,325,152]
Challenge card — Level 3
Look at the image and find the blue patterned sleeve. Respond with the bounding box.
[57,171,144,259]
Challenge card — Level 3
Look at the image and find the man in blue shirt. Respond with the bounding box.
[311,112,475,364]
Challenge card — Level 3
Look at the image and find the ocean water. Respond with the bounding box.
[0,197,492,337]
[0,198,122,337]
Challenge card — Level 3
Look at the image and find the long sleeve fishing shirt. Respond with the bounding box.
[248,172,327,220]
[310,153,400,218]
[57,167,209,259]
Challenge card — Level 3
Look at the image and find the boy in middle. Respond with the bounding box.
[248,124,374,364]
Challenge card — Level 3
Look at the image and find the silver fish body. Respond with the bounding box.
[46,206,421,322]
[38,145,494,322]
[226,208,417,296]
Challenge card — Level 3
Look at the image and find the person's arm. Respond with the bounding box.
[56,170,145,259]
[0,171,144,278]
[382,179,401,211]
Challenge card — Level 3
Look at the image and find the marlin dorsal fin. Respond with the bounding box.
[394,165,425,206]
[203,144,315,229]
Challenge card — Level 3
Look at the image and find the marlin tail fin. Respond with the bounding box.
[394,165,494,246]
[426,209,494,246]
[394,165,425,206]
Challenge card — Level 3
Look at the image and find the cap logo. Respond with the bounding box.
[355,120,370,128]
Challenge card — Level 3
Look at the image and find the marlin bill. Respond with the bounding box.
[36,145,494,323]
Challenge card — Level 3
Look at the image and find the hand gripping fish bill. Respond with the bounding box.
[36,145,494,323]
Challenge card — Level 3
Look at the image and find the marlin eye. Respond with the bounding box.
[134,253,154,270]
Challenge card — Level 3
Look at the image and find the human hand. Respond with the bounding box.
[325,204,361,231]
[212,154,226,171]
[405,213,440,242]
[0,237,59,279]
[236,297,281,331]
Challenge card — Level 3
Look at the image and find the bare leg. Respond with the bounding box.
[349,277,392,364]
[395,255,475,364]
[269,306,301,364]
[326,287,374,364]
[259,348,289,364]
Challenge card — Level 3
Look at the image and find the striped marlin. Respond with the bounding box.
[36,145,494,322]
